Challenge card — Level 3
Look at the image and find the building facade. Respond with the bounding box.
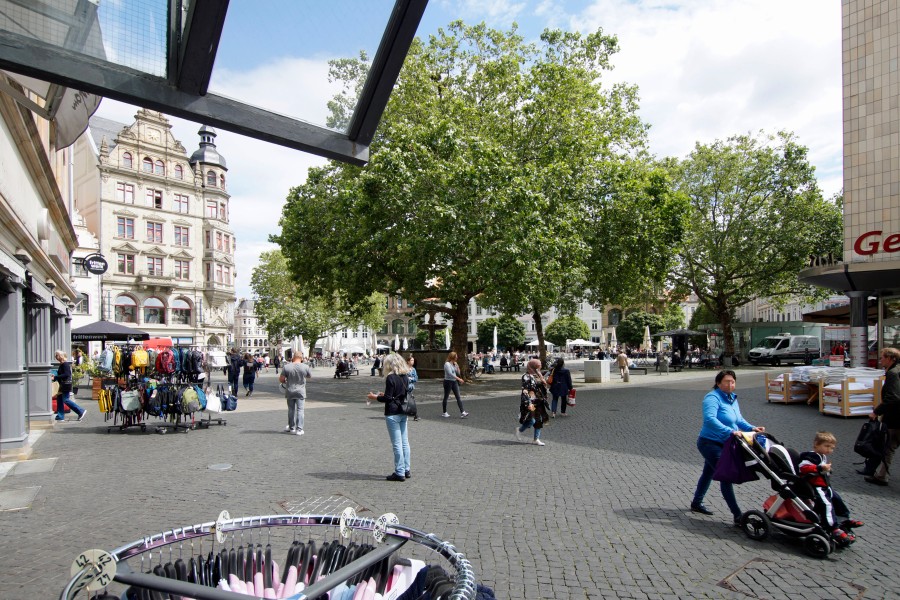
[73,110,236,349]
[799,0,900,363]
[234,298,276,356]
[0,80,81,458]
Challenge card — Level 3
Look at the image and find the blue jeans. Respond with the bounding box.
[385,414,410,476]
[56,390,84,420]
[550,394,568,414]
[518,417,542,440]
[693,437,741,519]
[243,377,255,392]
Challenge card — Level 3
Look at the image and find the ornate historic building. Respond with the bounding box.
[73,110,236,349]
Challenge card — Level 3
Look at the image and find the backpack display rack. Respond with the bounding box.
[60,508,478,600]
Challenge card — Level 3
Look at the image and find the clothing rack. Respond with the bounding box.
[60,510,478,600]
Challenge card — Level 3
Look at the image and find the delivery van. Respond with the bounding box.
[748,334,821,366]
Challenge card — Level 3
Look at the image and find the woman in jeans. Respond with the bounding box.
[691,370,765,526]
[53,350,86,421]
[441,351,468,418]
[367,353,412,481]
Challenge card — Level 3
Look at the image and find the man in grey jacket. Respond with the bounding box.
[280,351,313,436]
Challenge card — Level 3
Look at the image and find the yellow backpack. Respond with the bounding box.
[132,348,149,368]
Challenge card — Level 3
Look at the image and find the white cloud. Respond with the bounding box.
[439,0,527,24]
[574,0,843,196]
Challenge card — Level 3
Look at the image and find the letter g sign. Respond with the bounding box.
[853,230,882,256]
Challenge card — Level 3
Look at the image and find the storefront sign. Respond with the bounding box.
[82,254,108,275]
[853,230,900,255]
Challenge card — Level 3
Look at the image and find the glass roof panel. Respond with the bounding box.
[208,0,396,133]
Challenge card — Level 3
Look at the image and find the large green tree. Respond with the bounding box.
[274,22,668,374]
[616,311,665,347]
[667,132,842,361]
[543,315,591,348]
[250,250,385,352]
[475,315,526,352]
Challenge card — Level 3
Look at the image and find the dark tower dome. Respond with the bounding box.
[189,125,227,170]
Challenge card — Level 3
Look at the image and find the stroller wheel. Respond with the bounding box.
[803,533,832,559]
[740,510,771,541]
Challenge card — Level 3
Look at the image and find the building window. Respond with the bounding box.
[608,309,622,327]
[143,297,165,324]
[73,293,89,314]
[591,320,598,330]
[146,256,163,275]
[207,170,217,187]
[216,264,223,283]
[122,152,133,169]
[205,230,211,249]
[220,174,226,188]
[391,319,404,334]
[172,298,191,325]
[224,266,231,285]
[218,203,226,221]
[174,226,190,246]
[116,182,135,204]
[174,164,183,179]
[114,295,137,323]
[154,159,165,176]
[146,189,163,209]
[146,222,163,243]
[117,253,135,274]
[216,231,223,250]
[206,200,217,218]
[174,260,190,280]
[73,260,89,277]
[117,217,134,239]
[205,263,211,282]
[174,194,189,213]
[142,157,153,173]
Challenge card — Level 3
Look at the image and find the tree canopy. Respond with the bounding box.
[475,315,526,352]
[543,315,591,348]
[667,132,842,359]
[250,249,385,350]
[616,311,665,347]
[273,21,674,371]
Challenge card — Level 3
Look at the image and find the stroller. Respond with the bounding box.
[734,432,858,558]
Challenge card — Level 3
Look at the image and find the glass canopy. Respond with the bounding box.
[0,0,427,164]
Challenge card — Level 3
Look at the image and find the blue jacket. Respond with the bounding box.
[698,387,754,443]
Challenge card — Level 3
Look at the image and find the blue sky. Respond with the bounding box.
[95,0,843,299]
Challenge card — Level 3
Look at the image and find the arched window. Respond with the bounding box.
[114,295,137,323]
[122,152,133,169]
[142,157,153,173]
[174,164,183,179]
[154,159,165,175]
[143,297,166,324]
[220,174,225,188]
[407,321,417,334]
[608,309,622,327]
[391,319,405,334]
[172,298,192,325]
[206,170,217,187]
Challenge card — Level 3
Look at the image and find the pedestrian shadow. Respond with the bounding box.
[614,506,760,542]
[471,439,523,446]
[239,429,295,435]
[306,471,385,482]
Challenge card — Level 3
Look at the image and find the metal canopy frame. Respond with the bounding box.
[0,0,427,165]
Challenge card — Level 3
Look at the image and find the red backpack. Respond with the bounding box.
[156,349,176,375]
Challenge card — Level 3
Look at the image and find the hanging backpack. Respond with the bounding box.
[112,346,122,375]
[192,385,207,410]
[131,348,149,369]
[191,350,205,375]
[119,389,141,412]
[181,386,200,414]
[156,349,176,375]
[97,349,114,373]
[145,388,162,417]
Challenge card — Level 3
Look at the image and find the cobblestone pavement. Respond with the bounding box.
[1,365,898,599]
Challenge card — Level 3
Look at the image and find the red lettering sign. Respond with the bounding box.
[854,230,882,255]
[884,233,900,252]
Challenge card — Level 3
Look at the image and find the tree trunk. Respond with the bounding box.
[719,308,734,364]
[533,308,546,365]
[450,302,471,378]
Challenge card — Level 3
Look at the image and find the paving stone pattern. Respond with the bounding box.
[0,366,898,599]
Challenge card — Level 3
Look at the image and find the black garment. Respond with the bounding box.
[875,362,900,428]
[442,380,464,413]
[54,361,73,393]
[227,354,242,378]
[377,373,409,416]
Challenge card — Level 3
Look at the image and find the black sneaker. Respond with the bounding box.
[385,473,405,482]
[733,517,743,528]
[690,503,714,515]
[405,471,411,479]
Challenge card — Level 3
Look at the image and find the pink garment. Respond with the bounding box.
[281,565,298,599]
[352,579,367,600]
[228,574,247,594]
[362,577,377,600]
[254,572,265,597]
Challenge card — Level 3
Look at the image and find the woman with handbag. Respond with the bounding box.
[516,359,550,446]
[53,350,86,422]
[548,358,574,417]
[367,353,412,481]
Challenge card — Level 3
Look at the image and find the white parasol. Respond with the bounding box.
[493,326,498,352]
[444,327,450,350]
[643,325,652,351]
[609,328,617,350]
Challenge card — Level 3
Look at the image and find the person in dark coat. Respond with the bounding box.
[548,357,574,417]
[866,347,900,486]
[516,359,550,446]
[54,350,86,421]
[226,349,242,395]
[242,352,259,397]
[367,353,412,481]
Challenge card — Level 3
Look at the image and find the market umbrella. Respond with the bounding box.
[376,343,391,350]
[444,328,450,350]
[493,326,498,352]
[71,320,149,342]
[402,337,408,351]
[642,326,652,351]
[298,335,306,358]
[609,328,617,349]
[526,339,555,347]
[569,338,598,346]
[393,333,400,350]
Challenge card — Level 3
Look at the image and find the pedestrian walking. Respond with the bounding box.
[242,352,259,396]
[53,350,86,422]
[366,353,412,481]
[227,349,242,395]
[516,358,549,445]
[616,349,629,380]
[441,351,468,418]
[408,355,420,421]
[691,370,765,526]
[864,347,900,486]
[548,357,574,417]
[280,351,313,436]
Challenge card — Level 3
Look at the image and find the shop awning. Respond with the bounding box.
[71,320,150,342]
[801,300,878,325]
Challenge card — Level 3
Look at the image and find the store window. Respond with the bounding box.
[143,297,166,324]
[117,217,134,239]
[114,295,137,323]
[172,298,192,325]
[122,152,133,169]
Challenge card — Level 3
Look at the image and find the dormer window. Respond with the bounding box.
[174,164,183,179]
[206,170,217,187]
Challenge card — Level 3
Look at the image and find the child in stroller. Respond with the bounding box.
[735,431,863,558]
